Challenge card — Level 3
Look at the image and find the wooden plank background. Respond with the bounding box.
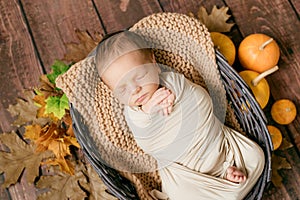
[0,0,299,199]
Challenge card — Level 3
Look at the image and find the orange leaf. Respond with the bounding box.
[64,136,80,149]
[48,139,71,158]
[24,124,42,141]
[35,123,60,152]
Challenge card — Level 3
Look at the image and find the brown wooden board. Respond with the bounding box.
[224,0,300,199]
[93,0,162,33]
[290,0,300,16]
[0,0,44,199]
[0,0,43,134]
[20,0,105,70]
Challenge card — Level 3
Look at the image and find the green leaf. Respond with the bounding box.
[47,60,70,84]
[45,94,69,119]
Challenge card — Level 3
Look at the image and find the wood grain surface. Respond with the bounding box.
[20,0,105,70]
[93,0,162,33]
[0,0,299,199]
[0,0,42,133]
[225,0,300,199]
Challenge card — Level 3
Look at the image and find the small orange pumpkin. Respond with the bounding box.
[271,99,297,125]
[210,32,236,66]
[267,125,283,150]
[239,65,278,109]
[238,33,280,73]
[239,70,270,109]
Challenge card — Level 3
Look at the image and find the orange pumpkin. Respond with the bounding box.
[238,33,280,73]
[271,99,297,125]
[239,70,270,109]
[239,65,279,109]
[267,125,282,150]
[210,32,236,66]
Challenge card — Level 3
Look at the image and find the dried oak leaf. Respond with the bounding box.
[45,135,80,175]
[195,5,234,32]
[63,30,103,63]
[271,154,292,187]
[278,138,293,151]
[0,133,53,188]
[80,163,117,200]
[36,166,87,200]
[62,112,74,137]
[44,156,75,175]
[7,90,50,127]
[31,122,79,175]
[38,75,58,99]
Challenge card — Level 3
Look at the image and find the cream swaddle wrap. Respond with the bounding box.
[124,72,265,200]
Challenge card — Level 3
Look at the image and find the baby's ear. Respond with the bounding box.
[150,49,156,62]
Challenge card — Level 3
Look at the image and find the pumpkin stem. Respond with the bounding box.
[259,38,274,50]
[252,65,279,86]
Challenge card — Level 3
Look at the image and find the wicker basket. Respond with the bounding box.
[58,12,272,200]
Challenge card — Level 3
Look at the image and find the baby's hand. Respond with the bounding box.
[141,87,175,116]
[160,90,175,116]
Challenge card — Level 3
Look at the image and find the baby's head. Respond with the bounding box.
[95,31,161,107]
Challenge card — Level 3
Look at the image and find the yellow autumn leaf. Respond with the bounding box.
[64,136,80,149]
[278,138,293,150]
[24,124,42,141]
[48,139,71,157]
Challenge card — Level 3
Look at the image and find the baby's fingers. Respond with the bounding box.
[167,104,173,114]
[151,88,171,104]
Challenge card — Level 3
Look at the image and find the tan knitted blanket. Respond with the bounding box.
[56,12,242,199]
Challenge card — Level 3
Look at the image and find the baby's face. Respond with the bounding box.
[101,51,160,106]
